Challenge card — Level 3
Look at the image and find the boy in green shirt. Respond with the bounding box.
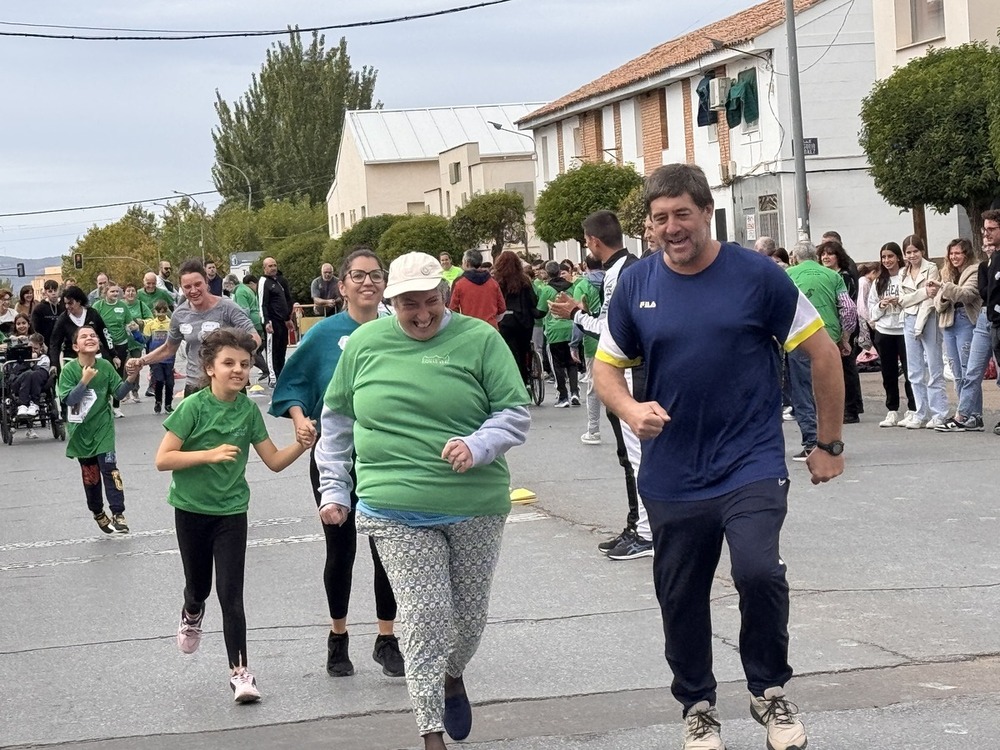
[56,326,140,534]
[91,282,132,416]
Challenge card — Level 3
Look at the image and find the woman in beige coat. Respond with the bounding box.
[897,235,947,429]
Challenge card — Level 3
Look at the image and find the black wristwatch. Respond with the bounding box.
[815,440,845,456]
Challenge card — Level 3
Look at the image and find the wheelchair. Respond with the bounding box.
[0,343,65,445]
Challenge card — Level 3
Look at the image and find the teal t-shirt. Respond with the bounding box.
[324,314,529,516]
[536,283,573,344]
[786,260,846,342]
[57,358,122,459]
[91,299,131,346]
[269,311,361,434]
[162,388,269,516]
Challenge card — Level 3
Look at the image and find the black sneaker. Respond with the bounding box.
[994,421,1000,436]
[372,634,405,677]
[598,528,631,555]
[935,417,966,433]
[570,394,581,406]
[144,387,155,398]
[606,533,653,560]
[94,511,114,534]
[843,413,860,424]
[154,401,162,414]
[791,447,813,462]
[326,631,354,677]
[164,404,174,413]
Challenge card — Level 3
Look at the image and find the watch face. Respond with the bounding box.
[821,440,845,456]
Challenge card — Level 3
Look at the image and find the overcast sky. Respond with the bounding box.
[0,0,758,260]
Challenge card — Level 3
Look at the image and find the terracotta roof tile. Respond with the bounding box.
[519,0,824,124]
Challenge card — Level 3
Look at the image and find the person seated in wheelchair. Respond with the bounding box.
[6,334,53,439]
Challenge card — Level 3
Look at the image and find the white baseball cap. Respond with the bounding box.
[383,252,445,299]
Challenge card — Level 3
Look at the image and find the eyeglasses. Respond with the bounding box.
[346,269,385,284]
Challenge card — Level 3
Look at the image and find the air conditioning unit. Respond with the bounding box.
[709,78,732,110]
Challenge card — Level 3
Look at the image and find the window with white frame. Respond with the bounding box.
[895,0,944,47]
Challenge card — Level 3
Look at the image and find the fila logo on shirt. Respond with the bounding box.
[639,301,657,309]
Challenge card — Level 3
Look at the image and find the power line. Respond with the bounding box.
[0,191,217,218]
[0,1,512,41]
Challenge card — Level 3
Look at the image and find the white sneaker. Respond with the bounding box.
[683,701,725,749]
[16,404,28,417]
[113,408,125,419]
[750,687,807,750]
[230,666,261,703]
[782,406,795,422]
[26,402,39,416]
[879,411,898,428]
[903,415,926,429]
[925,415,947,429]
[580,431,602,445]
[25,428,38,440]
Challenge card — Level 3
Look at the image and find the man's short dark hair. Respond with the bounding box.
[43,279,59,291]
[822,230,842,243]
[242,274,258,285]
[581,210,623,248]
[984,209,1000,225]
[645,163,714,212]
[584,254,602,271]
[462,249,483,269]
[544,261,561,280]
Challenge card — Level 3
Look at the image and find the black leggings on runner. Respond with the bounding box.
[308,449,397,622]
[174,508,249,669]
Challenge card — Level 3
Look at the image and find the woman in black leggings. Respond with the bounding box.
[269,248,403,678]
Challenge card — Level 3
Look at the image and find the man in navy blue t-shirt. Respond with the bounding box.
[595,163,844,750]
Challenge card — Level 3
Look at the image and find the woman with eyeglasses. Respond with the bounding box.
[269,248,403,680]
[50,285,115,367]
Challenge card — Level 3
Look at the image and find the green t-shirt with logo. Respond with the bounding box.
[324,314,529,516]
[162,388,270,516]
[91,299,131,346]
[535,283,573,344]
[572,277,601,358]
[138,286,174,312]
[57,358,122,459]
[786,260,846,342]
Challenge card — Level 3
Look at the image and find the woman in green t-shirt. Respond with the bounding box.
[316,252,531,750]
[154,328,314,705]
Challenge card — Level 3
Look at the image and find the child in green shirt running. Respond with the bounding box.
[56,326,141,534]
[154,327,314,705]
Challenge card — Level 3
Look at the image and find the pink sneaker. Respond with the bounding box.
[176,609,203,654]
[230,666,261,703]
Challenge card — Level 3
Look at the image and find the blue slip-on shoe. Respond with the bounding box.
[444,690,472,741]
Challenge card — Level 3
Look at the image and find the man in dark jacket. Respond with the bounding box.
[258,256,294,382]
[447,249,506,328]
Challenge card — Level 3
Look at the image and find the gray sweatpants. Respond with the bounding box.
[356,512,506,735]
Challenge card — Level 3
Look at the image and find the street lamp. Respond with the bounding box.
[217,161,253,213]
[173,190,206,264]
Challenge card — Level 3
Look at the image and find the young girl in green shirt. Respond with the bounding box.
[154,328,313,704]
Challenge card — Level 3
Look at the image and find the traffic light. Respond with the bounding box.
[73,252,83,270]
[15,263,24,277]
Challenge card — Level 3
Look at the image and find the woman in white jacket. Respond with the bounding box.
[868,242,916,427]
[897,235,947,429]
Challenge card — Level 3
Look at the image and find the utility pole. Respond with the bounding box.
[173,190,206,264]
[785,0,810,241]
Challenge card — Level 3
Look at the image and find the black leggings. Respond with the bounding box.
[499,323,532,383]
[872,331,916,412]
[308,450,397,622]
[110,343,129,407]
[174,508,249,669]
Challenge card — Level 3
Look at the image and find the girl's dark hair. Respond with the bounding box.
[901,234,926,257]
[772,247,790,265]
[339,247,381,279]
[876,242,903,295]
[19,285,33,304]
[492,250,530,294]
[941,238,977,284]
[61,285,89,307]
[817,240,852,272]
[197,328,258,390]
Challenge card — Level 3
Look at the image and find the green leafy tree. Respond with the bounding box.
[859,42,1000,249]
[534,161,644,245]
[245,198,330,302]
[617,184,648,240]
[212,31,377,207]
[62,206,160,288]
[449,191,527,255]
[377,214,461,265]
[340,213,408,251]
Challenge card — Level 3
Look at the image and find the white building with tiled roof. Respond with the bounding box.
[519,0,962,261]
[326,103,545,256]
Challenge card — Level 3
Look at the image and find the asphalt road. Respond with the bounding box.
[2,372,999,749]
